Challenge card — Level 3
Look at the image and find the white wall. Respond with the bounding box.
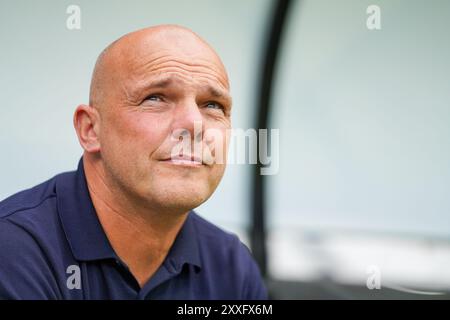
[269,0,450,238]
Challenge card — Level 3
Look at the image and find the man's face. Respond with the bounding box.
[95,29,232,213]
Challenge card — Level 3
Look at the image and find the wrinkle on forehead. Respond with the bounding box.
[89,25,230,109]
[131,52,228,86]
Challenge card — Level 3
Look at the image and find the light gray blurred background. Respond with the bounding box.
[1,0,450,298]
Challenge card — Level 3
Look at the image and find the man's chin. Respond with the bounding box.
[145,183,212,212]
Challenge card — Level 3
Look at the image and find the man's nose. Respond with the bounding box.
[171,99,204,141]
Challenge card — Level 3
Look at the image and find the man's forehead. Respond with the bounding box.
[109,27,228,83]
[128,52,229,87]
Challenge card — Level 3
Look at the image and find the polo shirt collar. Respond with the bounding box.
[164,211,202,272]
[56,158,117,261]
[56,158,202,271]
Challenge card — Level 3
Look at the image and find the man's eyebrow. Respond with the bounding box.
[206,85,232,104]
[146,77,173,89]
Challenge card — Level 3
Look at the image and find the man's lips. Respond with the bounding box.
[160,154,204,166]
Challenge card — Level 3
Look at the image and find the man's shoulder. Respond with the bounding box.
[0,175,58,219]
[0,172,66,256]
[189,212,268,299]
[0,173,66,256]
[0,169,76,222]
[0,172,77,299]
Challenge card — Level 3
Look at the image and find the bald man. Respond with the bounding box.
[0,25,267,300]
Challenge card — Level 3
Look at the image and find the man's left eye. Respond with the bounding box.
[145,94,162,102]
[205,102,223,110]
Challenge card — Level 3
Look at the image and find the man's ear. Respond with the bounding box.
[73,104,101,153]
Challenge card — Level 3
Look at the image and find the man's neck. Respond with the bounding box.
[82,156,188,288]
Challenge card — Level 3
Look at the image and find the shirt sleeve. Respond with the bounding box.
[0,219,61,300]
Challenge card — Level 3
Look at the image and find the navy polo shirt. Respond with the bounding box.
[0,159,267,300]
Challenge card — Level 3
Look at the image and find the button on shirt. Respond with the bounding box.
[0,160,267,299]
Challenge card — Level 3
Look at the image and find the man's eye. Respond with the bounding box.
[205,102,224,110]
[144,94,162,102]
